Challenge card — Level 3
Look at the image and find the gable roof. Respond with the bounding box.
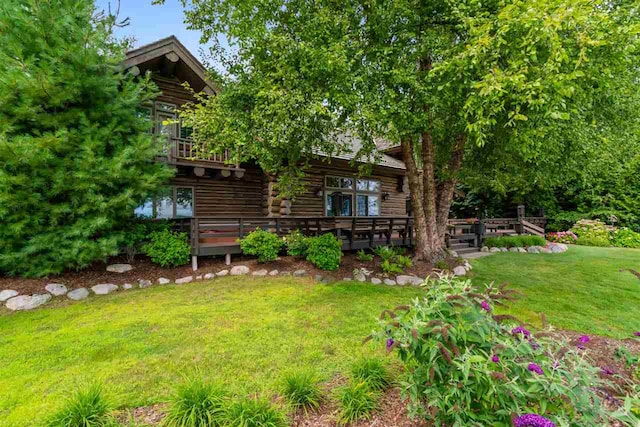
[124,36,218,95]
[316,133,406,171]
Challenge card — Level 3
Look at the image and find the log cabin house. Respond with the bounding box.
[123,36,545,269]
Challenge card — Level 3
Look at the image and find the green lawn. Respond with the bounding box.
[0,277,422,427]
[471,245,640,338]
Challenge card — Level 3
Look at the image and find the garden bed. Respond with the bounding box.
[0,251,458,297]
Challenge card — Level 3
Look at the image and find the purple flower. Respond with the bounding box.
[491,355,500,363]
[601,366,615,375]
[527,363,544,375]
[634,331,640,337]
[512,326,531,338]
[577,344,585,350]
[513,414,556,427]
[578,335,590,344]
[386,338,395,350]
[530,341,540,350]
[481,301,491,313]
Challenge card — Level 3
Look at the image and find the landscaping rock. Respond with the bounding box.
[45,283,68,296]
[453,266,467,276]
[6,294,51,311]
[204,273,215,279]
[481,246,489,252]
[67,288,89,301]
[527,246,541,254]
[396,275,422,286]
[175,276,193,284]
[196,275,203,280]
[122,283,133,290]
[548,243,568,253]
[354,272,367,282]
[293,269,307,277]
[517,247,527,253]
[509,247,519,252]
[268,270,279,276]
[253,269,268,277]
[371,278,382,285]
[500,247,508,252]
[314,274,325,282]
[106,263,133,273]
[0,290,19,302]
[449,250,459,258]
[91,284,118,295]
[230,266,250,275]
[384,279,397,286]
[490,247,501,253]
[158,277,170,285]
[540,247,552,254]
[217,270,229,276]
[139,279,152,288]
[343,277,353,281]
[463,261,472,271]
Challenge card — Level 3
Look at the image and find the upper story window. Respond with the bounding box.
[135,186,194,219]
[325,175,380,217]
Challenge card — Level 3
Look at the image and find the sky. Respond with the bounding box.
[94,0,210,62]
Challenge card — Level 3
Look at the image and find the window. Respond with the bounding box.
[325,176,380,217]
[135,187,194,219]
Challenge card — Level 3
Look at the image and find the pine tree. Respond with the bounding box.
[0,0,172,277]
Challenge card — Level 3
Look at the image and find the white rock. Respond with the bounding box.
[453,266,467,276]
[481,246,489,252]
[509,247,519,252]
[500,247,508,252]
[203,273,215,279]
[517,247,527,253]
[540,247,552,254]
[355,273,367,282]
[489,247,501,253]
[0,290,19,302]
[195,275,203,280]
[158,277,171,285]
[45,283,68,296]
[175,276,193,284]
[371,278,382,285]
[396,275,422,286]
[106,263,133,273]
[449,250,459,258]
[139,279,152,288]
[91,284,118,295]
[384,279,397,286]
[6,294,51,311]
[293,269,307,277]
[67,288,89,301]
[230,266,250,275]
[268,270,279,276]
[548,243,567,253]
[252,269,268,277]
[463,261,472,271]
[122,283,133,290]
[527,246,541,253]
[217,270,229,276]
[343,277,353,281]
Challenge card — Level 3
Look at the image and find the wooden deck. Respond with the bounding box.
[166,215,547,262]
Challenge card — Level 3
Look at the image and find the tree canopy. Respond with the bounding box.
[165,0,640,259]
[0,0,172,277]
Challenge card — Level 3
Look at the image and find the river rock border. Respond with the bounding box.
[481,242,569,255]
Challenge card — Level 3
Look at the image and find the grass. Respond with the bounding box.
[280,371,322,411]
[0,277,422,427]
[471,245,640,338]
[163,378,226,427]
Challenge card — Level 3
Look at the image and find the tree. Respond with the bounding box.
[0,0,172,277]
[166,0,639,261]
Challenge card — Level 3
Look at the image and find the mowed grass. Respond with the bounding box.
[0,277,422,427]
[471,245,640,338]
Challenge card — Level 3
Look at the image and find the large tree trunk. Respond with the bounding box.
[436,134,466,240]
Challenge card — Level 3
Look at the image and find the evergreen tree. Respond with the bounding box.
[0,0,172,277]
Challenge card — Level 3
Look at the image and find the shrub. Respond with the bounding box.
[373,276,619,426]
[350,358,391,391]
[47,384,113,427]
[163,378,226,427]
[395,255,413,269]
[571,219,612,247]
[281,371,322,411]
[613,228,640,248]
[224,397,288,427]
[380,259,403,274]
[143,230,191,267]
[546,231,578,244]
[519,235,546,247]
[284,229,308,258]
[336,381,379,425]
[238,228,284,263]
[373,246,396,262]
[375,246,411,274]
[305,233,343,271]
[357,249,373,262]
[484,235,544,248]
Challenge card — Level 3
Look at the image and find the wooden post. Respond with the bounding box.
[387,218,394,245]
[239,218,244,239]
[225,253,231,265]
[191,255,198,271]
[370,218,376,248]
[350,217,356,250]
[517,205,525,220]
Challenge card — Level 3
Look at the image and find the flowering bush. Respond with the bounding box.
[546,231,578,244]
[372,276,622,426]
[612,228,640,248]
[570,219,612,247]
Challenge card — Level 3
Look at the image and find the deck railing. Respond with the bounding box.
[167,137,231,164]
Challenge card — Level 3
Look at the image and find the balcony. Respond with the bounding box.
[164,137,241,170]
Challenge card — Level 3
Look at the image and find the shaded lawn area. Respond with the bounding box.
[0,277,422,427]
[470,245,640,339]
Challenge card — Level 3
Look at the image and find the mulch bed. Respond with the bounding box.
[0,252,448,296]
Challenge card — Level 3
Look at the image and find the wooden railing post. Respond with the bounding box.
[275,217,281,236]
[370,218,376,247]
[387,218,394,245]
[350,217,356,250]
[239,218,244,240]
[192,217,199,256]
